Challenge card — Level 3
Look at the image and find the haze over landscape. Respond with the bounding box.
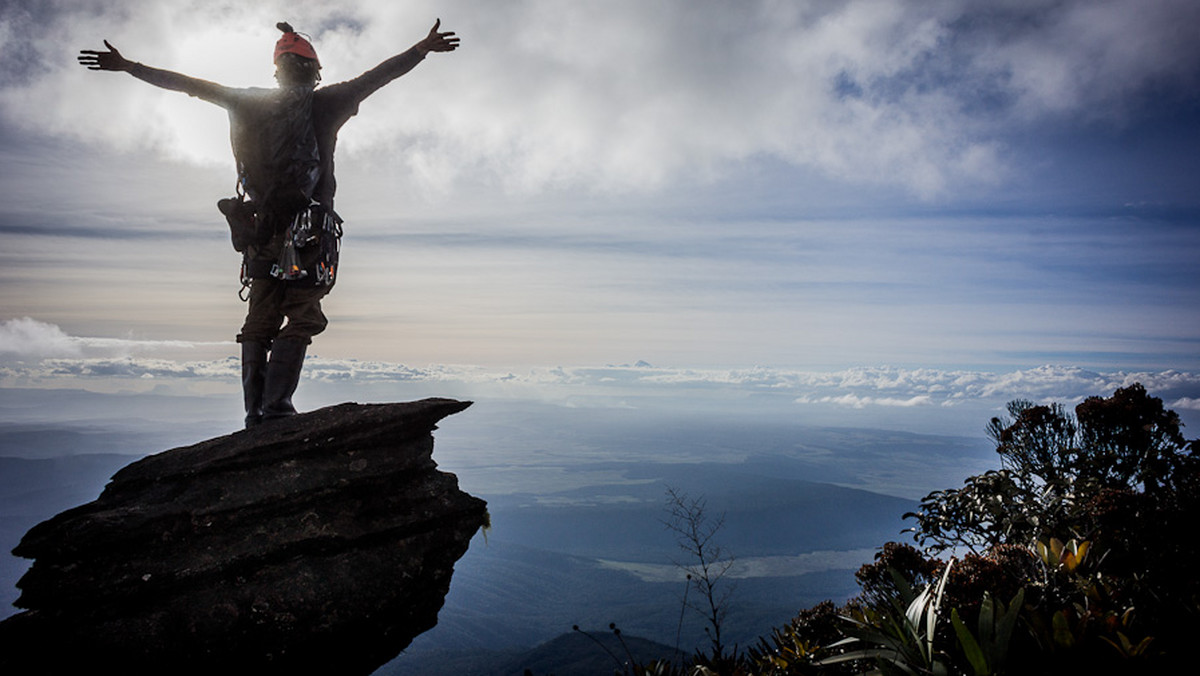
[2,1,1199,673]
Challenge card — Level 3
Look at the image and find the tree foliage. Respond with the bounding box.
[905,384,1196,554]
[621,384,1198,675]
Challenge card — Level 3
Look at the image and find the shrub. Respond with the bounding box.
[634,385,1197,675]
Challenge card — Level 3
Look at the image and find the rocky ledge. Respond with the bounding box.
[0,398,487,675]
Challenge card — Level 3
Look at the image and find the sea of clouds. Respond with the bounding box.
[3,318,1197,420]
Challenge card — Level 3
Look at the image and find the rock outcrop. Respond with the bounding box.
[0,398,487,675]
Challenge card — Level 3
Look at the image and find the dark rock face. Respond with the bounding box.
[0,398,488,675]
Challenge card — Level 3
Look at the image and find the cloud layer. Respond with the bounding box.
[0,317,228,362]
[5,320,1198,419]
[4,0,1198,197]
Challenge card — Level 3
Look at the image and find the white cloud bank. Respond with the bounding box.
[4,320,1199,419]
[3,0,1198,198]
[0,317,229,362]
[0,317,82,360]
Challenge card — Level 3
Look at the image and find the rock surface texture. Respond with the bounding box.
[0,398,487,675]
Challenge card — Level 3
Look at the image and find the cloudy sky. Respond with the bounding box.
[2,0,1199,422]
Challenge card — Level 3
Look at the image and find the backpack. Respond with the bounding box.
[234,85,320,214]
[218,86,341,293]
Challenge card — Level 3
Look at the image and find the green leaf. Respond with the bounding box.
[817,647,898,665]
[977,593,996,660]
[952,608,989,676]
[825,636,860,650]
[1052,610,1075,649]
[994,588,1024,665]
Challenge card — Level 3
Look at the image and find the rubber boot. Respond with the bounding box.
[262,337,308,421]
[241,340,268,428]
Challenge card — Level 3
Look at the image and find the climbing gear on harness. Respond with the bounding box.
[270,202,342,287]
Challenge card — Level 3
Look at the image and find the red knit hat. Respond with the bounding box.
[274,22,319,66]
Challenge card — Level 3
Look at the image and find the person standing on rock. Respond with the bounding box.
[79,20,460,427]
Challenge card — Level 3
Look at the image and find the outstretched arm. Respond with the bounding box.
[78,40,227,102]
[335,19,461,104]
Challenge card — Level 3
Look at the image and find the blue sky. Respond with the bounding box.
[1,0,1199,427]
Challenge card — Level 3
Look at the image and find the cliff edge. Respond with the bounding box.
[0,398,488,675]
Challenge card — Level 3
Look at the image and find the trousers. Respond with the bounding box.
[236,277,331,345]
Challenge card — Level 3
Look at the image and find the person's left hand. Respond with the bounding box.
[417,19,460,54]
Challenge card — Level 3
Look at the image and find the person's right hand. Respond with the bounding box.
[78,40,132,71]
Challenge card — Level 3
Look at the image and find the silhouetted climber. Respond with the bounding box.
[79,20,460,427]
